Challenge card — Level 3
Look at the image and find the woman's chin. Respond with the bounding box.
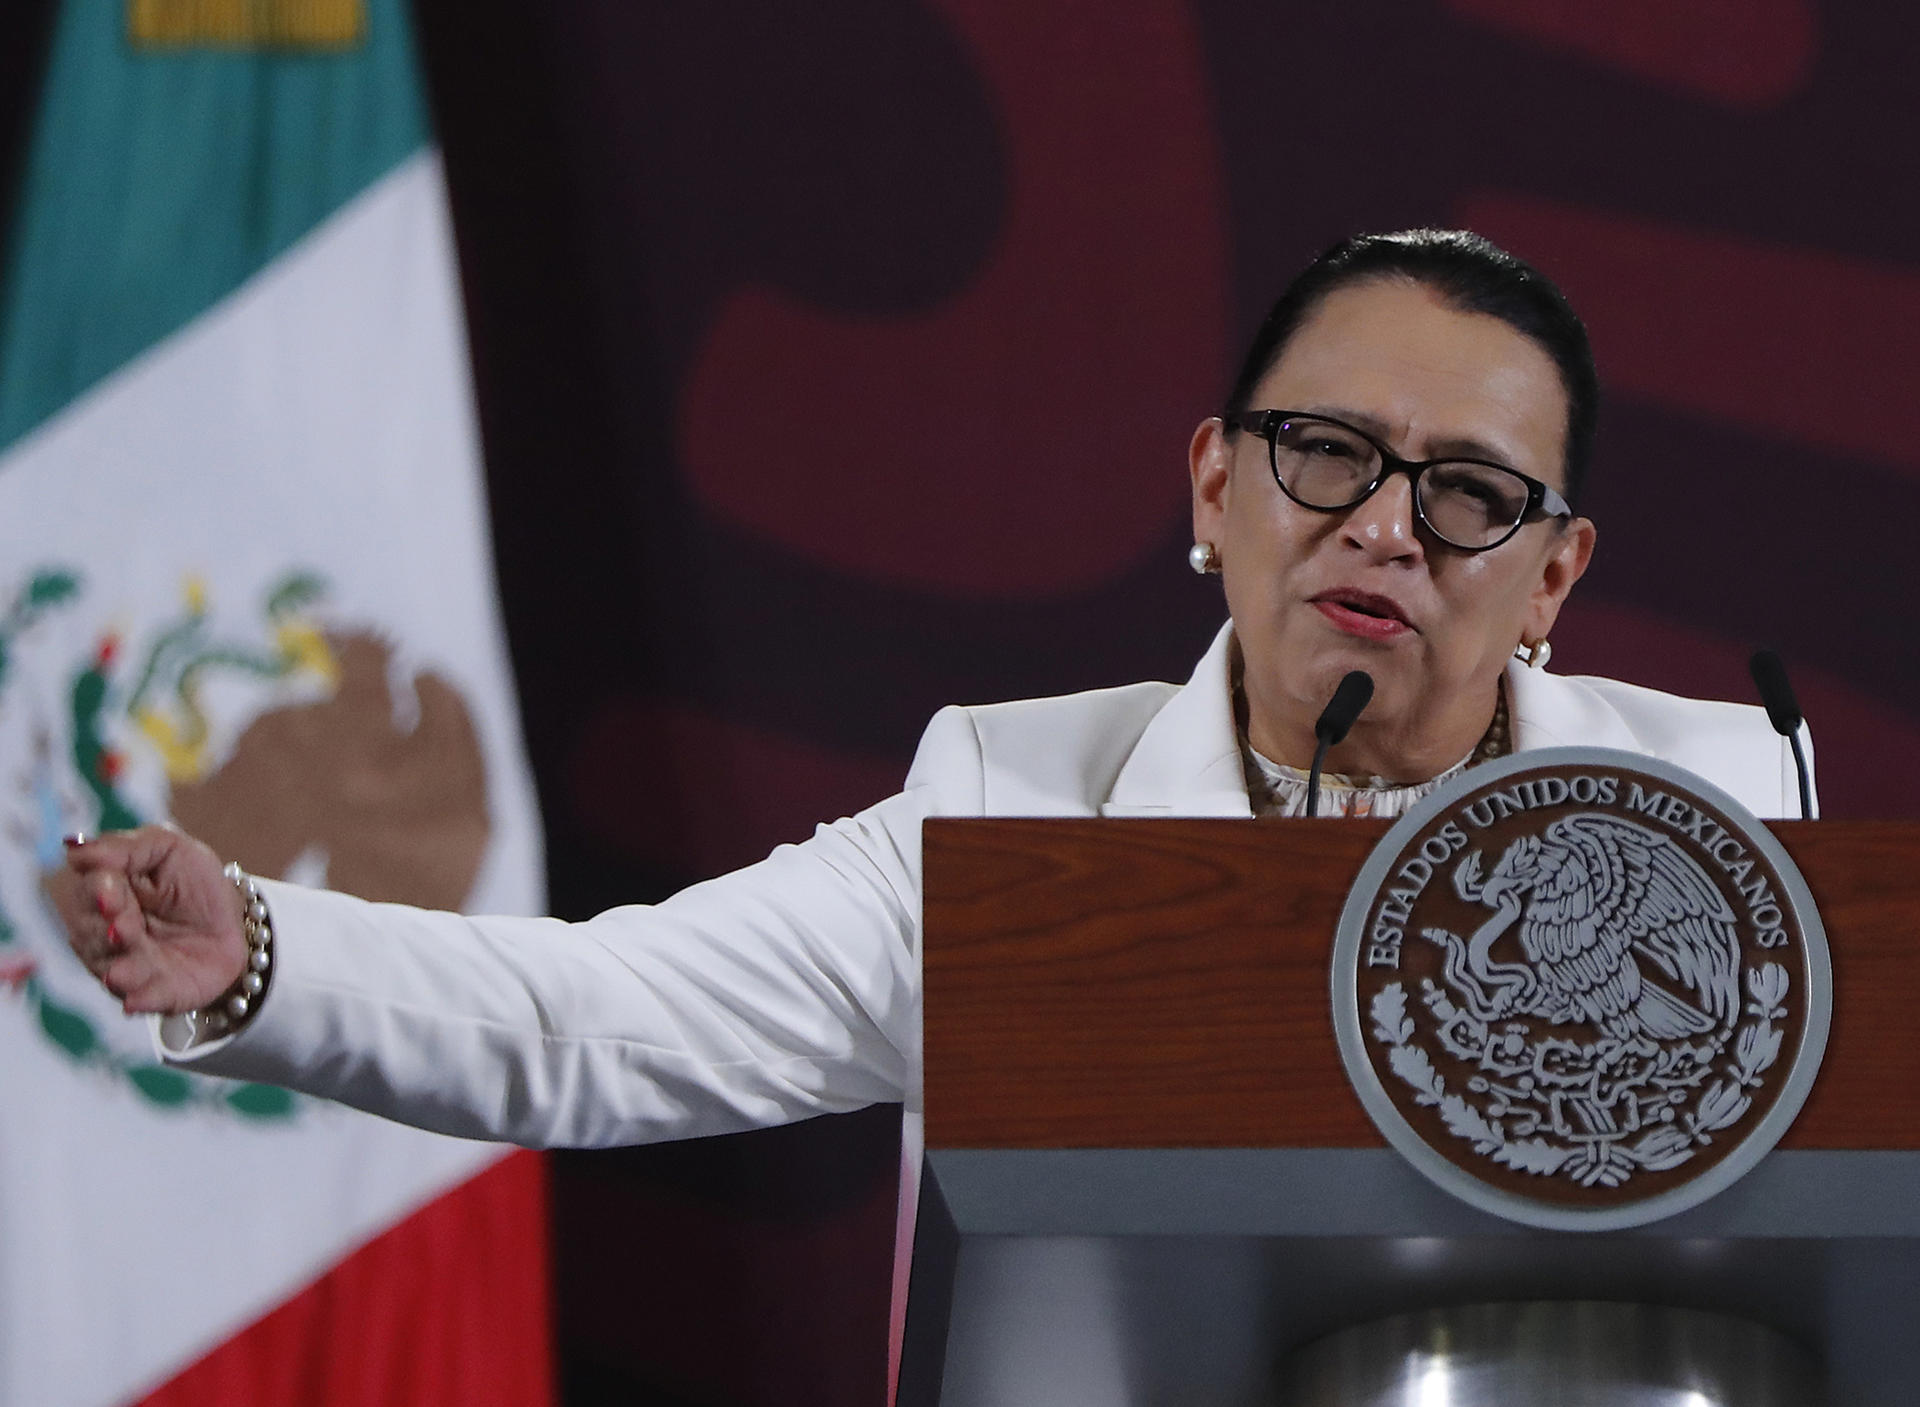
[1299,647,1417,707]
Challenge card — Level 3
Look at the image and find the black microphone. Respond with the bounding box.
[1307,670,1374,818]
[1749,648,1815,819]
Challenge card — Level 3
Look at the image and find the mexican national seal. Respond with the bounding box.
[1331,747,1830,1231]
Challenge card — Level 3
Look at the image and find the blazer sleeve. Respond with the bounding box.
[156,706,992,1148]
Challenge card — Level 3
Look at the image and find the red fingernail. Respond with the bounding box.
[63,833,88,848]
[96,894,109,916]
[106,922,121,948]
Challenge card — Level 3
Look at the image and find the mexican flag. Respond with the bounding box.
[0,2,552,1404]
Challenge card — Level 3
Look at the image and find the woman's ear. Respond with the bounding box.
[1190,417,1233,547]
[1526,515,1597,641]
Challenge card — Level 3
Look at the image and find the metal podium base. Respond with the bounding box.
[1277,1301,1822,1406]
[914,1149,1920,1406]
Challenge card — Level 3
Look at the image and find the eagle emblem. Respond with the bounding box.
[1426,814,1740,1045]
[1335,751,1829,1228]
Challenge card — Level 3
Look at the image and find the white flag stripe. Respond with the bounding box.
[0,151,541,1407]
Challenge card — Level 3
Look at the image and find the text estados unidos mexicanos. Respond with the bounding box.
[1365,775,1792,969]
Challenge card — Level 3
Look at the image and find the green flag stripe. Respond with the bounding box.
[0,0,429,456]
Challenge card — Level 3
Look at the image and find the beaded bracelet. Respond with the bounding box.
[198,861,274,1036]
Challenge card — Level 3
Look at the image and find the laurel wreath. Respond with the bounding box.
[1370,961,1789,1189]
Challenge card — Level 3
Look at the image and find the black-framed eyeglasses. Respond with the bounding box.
[1224,410,1574,552]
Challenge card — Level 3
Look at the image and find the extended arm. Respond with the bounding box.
[53,705,990,1149]
[171,793,928,1146]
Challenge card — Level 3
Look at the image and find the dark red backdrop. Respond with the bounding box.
[7,2,1915,1403]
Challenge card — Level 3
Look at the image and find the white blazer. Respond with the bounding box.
[164,625,1812,1148]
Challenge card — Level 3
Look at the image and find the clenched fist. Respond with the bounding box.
[51,826,249,1016]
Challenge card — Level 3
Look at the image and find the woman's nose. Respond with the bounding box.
[1339,470,1424,561]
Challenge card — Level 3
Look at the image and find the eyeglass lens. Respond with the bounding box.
[1268,417,1533,549]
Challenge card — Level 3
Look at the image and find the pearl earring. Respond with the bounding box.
[1188,542,1219,575]
[1514,638,1552,669]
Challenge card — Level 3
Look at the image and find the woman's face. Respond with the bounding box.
[1190,278,1596,778]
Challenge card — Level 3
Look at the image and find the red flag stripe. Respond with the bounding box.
[133,1152,552,1407]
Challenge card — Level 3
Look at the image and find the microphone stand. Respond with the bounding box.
[1749,649,1816,820]
[1307,671,1374,818]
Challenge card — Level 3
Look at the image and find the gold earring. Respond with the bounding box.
[1514,638,1552,669]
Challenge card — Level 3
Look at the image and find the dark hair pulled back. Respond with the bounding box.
[1223,229,1599,510]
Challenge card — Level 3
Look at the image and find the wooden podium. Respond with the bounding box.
[901,818,1920,1405]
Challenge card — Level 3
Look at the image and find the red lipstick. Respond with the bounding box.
[1310,588,1413,641]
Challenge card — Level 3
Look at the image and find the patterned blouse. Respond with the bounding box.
[1238,687,1512,819]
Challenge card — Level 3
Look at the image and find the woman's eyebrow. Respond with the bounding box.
[1295,405,1521,467]
[1294,403,1388,434]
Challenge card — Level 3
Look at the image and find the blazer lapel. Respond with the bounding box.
[1505,660,1639,753]
[1101,632,1622,818]
[1102,623,1253,818]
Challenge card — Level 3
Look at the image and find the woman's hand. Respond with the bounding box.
[51,827,249,1016]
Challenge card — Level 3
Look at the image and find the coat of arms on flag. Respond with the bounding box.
[0,1,553,1402]
[0,562,497,1120]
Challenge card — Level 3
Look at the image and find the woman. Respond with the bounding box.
[54,229,1810,1147]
